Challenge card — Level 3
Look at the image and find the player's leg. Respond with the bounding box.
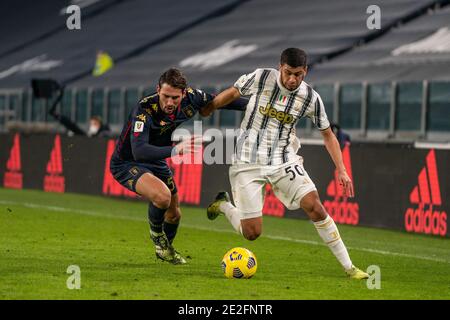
[164,193,181,244]
[207,165,265,241]
[300,191,368,279]
[163,193,187,264]
[135,173,176,262]
[268,159,368,279]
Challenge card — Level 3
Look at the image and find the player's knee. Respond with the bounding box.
[244,232,260,241]
[310,201,327,221]
[242,227,261,241]
[152,191,171,209]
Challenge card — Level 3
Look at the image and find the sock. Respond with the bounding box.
[163,221,179,244]
[148,203,167,234]
[219,201,242,234]
[313,215,352,270]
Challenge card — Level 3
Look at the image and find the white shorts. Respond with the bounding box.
[229,157,317,219]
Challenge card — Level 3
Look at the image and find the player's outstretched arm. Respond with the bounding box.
[200,87,241,117]
[321,127,354,197]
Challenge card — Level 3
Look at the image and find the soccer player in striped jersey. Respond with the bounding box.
[204,48,369,279]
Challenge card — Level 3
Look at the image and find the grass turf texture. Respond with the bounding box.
[0,188,449,300]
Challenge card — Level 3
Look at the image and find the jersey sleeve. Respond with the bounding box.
[305,93,330,131]
[129,106,174,162]
[233,69,259,96]
[189,88,215,110]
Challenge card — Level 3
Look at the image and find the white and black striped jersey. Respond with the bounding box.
[233,68,330,165]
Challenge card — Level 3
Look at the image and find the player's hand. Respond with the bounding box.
[175,135,203,155]
[338,170,354,198]
[199,104,215,117]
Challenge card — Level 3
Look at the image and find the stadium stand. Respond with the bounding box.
[308,3,450,83]
[0,0,241,89]
[0,0,122,59]
[71,0,440,88]
[0,0,449,140]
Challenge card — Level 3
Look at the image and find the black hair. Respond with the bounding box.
[280,48,307,68]
[158,68,187,90]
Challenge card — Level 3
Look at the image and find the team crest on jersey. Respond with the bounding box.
[134,121,144,132]
[259,104,294,124]
[182,105,195,118]
[136,114,146,122]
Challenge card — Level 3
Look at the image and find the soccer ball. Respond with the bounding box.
[221,247,257,279]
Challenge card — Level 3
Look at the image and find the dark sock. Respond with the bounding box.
[163,222,179,244]
[148,203,167,234]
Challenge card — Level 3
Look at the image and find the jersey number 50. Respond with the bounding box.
[285,165,305,181]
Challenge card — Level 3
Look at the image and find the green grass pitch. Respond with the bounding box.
[0,188,449,300]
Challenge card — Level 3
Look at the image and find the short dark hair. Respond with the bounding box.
[158,68,187,90]
[280,48,307,68]
[90,115,103,124]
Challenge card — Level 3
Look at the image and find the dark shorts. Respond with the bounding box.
[110,159,177,195]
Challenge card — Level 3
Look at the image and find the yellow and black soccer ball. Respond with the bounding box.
[221,247,257,279]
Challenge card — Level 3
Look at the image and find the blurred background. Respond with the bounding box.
[0,0,449,141]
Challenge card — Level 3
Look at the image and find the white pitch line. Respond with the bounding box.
[1,200,449,264]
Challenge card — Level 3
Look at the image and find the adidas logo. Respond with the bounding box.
[3,133,23,189]
[323,144,359,225]
[102,139,137,198]
[43,135,65,193]
[404,149,447,236]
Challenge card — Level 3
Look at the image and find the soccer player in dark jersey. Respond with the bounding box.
[110,68,244,264]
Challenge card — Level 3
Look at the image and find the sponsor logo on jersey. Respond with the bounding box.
[404,149,447,236]
[259,104,294,124]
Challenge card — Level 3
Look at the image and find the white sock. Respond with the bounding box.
[313,215,352,270]
[219,201,242,234]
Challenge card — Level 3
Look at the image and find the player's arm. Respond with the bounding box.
[321,127,354,197]
[130,109,191,162]
[130,117,174,162]
[200,69,259,116]
[199,87,242,117]
[309,93,354,197]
